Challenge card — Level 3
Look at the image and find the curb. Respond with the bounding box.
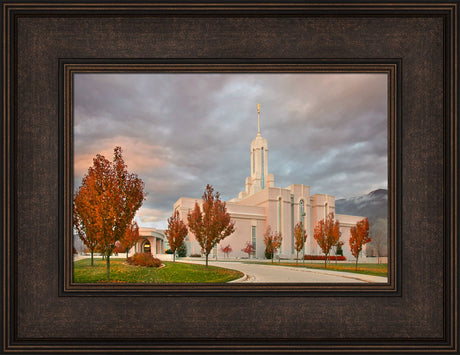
[228,274,249,283]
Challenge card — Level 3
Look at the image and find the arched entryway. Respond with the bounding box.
[142,240,151,254]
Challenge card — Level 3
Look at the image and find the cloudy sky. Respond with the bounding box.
[74,73,387,229]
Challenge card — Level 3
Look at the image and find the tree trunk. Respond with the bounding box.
[296,251,299,266]
[173,251,176,262]
[324,254,327,269]
[126,250,129,259]
[106,254,110,281]
[206,253,209,268]
[271,253,274,264]
[90,250,94,266]
[355,256,359,271]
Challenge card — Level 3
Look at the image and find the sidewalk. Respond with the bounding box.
[178,259,388,283]
[73,254,128,262]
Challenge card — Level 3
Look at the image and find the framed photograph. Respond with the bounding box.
[67,66,394,292]
[2,1,457,353]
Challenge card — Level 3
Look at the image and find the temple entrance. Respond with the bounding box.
[143,240,151,254]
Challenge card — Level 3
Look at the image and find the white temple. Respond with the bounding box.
[173,105,366,260]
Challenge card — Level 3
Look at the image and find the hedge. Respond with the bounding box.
[304,255,346,261]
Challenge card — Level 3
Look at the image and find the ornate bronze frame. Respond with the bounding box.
[2,2,457,353]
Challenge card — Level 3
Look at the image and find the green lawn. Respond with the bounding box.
[73,258,244,283]
[244,261,388,278]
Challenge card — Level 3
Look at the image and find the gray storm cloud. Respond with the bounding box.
[74,73,387,229]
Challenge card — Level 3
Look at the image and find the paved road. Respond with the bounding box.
[178,260,387,283]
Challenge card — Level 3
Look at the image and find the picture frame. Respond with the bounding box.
[64,63,396,293]
[2,1,457,353]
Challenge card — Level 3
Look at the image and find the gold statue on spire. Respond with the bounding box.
[257,103,260,114]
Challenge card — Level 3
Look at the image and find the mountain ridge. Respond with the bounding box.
[335,189,388,257]
[335,189,388,222]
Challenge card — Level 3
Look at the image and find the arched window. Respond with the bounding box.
[299,199,306,232]
[324,202,328,219]
[278,197,282,251]
[143,240,151,254]
[299,199,306,255]
[251,226,257,255]
[278,197,282,233]
[299,199,305,219]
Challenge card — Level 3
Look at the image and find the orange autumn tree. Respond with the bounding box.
[73,147,145,280]
[313,212,341,268]
[73,153,113,266]
[119,221,140,259]
[165,209,188,262]
[294,222,307,266]
[263,226,282,264]
[220,244,232,258]
[187,184,235,268]
[73,180,99,266]
[349,217,371,270]
[241,242,255,259]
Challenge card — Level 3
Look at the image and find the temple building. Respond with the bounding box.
[174,105,366,261]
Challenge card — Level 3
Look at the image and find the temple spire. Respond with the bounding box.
[257,103,261,136]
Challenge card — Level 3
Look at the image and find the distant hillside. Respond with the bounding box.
[335,189,387,222]
[336,189,388,257]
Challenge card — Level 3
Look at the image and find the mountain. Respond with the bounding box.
[335,189,388,222]
[335,189,388,257]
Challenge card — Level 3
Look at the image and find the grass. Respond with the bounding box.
[244,261,388,278]
[73,258,244,283]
